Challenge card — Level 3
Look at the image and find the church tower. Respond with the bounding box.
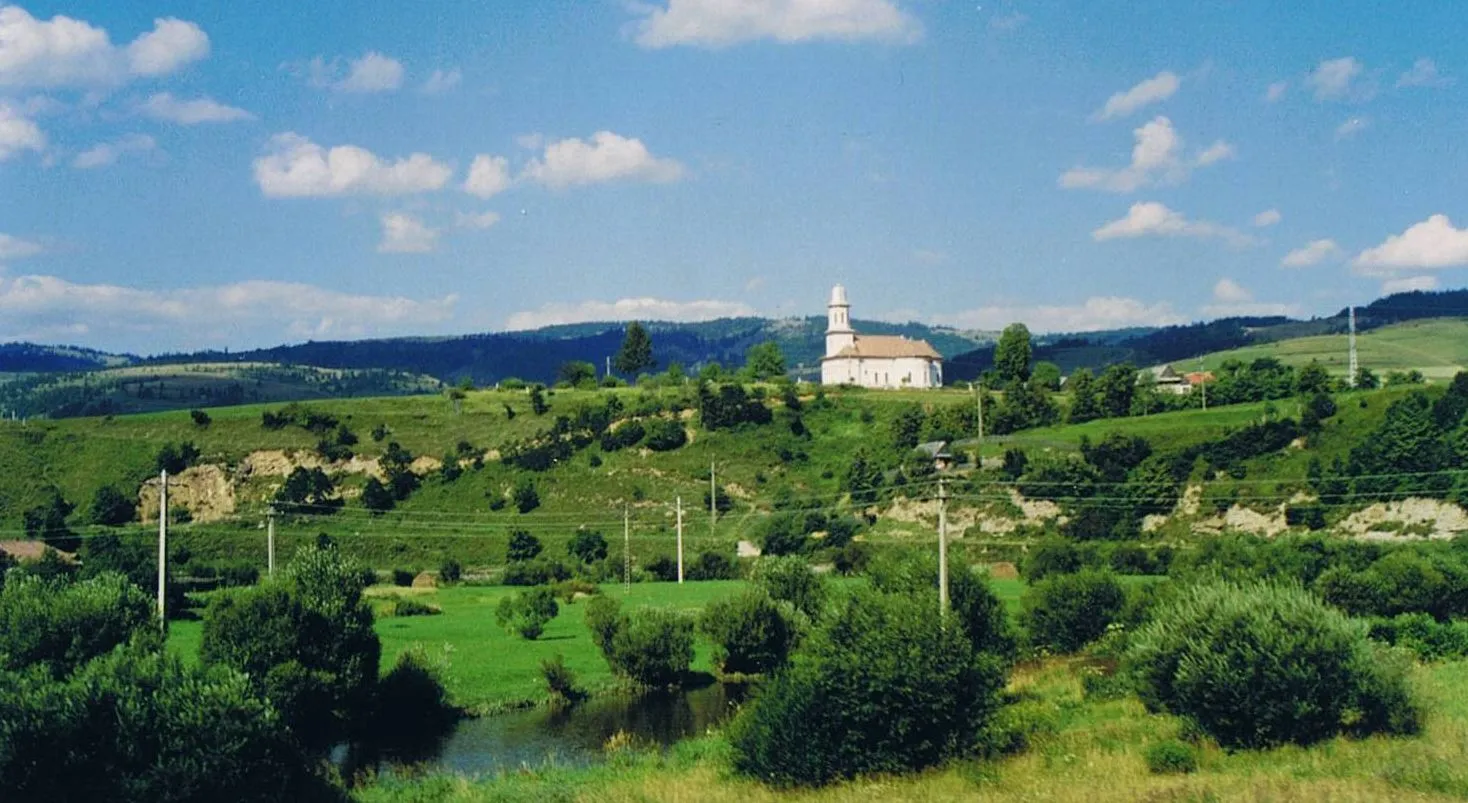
[826,284,855,357]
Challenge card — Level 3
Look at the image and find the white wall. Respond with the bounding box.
[821,356,942,388]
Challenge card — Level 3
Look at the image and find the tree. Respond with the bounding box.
[1031,361,1062,391]
[700,588,797,675]
[1020,569,1126,652]
[496,588,559,640]
[567,529,609,564]
[1066,368,1102,423]
[994,323,1033,386]
[189,408,212,427]
[361,477,394,514]
[1355,366,1380,389]
[513,478,541,514]
[844,447,883,506]
[558,361,598,387]
[745,341,787,381]
[1094,362,1139,419]
[890,404,926,452]
[613,321,655,375]
[1295,361,1333,395]
[23,493,76,553]
[506,529,543,562]
[274,467,339,515]
[88,486,136,527]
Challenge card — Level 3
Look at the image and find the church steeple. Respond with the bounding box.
[826,284,855,357]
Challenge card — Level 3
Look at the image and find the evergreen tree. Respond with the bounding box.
[744,341,787,380]
[613,321,655,375]
[1067,368,1102,424]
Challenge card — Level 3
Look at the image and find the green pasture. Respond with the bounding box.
[1185,318,1468,381]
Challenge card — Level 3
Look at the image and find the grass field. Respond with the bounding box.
[1185,318,1468,380]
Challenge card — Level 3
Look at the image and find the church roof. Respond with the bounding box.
[824,335,941,361]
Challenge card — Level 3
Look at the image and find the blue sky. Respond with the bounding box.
[1,0,1466,354]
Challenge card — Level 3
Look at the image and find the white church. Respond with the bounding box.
[819,285,943,389]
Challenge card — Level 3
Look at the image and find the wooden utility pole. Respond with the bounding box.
[267,505,277,577]
[938,475,949,620]
[709,462,717,533]
[676,496,685,584]
[623,504,631,594]
[974,381,985,444]
[157,470,168,633]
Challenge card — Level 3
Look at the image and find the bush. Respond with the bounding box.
[88,485,136,527]
[372,648,456,754]
[688,550,737,580]
[496,588,559,640]
[1127,579,1422,749]
[0,573,154,677]
[729,585,1007,787]
[1144,739,1198,775]
[752,556,827,621]
[391,568,415,587]
[0,643,334,802]
[550,578,598,603]
[700,589,797,676]
[643,418,688,451]
[1022,536,1083,581]
[596,606,695,688]
[506,529,543,562]
[541,654,586,702]
[200,545,379,750]
[390,597,440,617]
[600,420,645,452]
[502,557,570,587]
[513,478,541,513]
[567,529,609,564]
[644,554,679,581]
[1368,613,1468,661]
[1020,569,1126,653]
[868,552,1016,664]
[439,558,462,585]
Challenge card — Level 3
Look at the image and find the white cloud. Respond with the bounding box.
[72,133,156,169]
[930,296,1184,333]
[421,68,461,94]
[1092,202,1253,247]
[253,133,452,198]
[521,131,685,189]
[1306,56,1363,101]
[1281,239,1343,267]
[378,213,439,254]
[1094,71,1179,121]
[1252,209,1282,228]
[464,154,513,198]
[125,17,209,77]
[140,92,252,124]
[1194,140,1235,166]
[1381,275,1439,294]
[1265,81,1288,102]
[630,0,921,48]
[0,102,45,160]
[1335,117,1368,139]
[1353,214,1468,272]
[506,297,755,330]
[0,274,458,351]
[455,211,501,230]
[1201,278,1301,318]
[0,233,42,259]
[1061,116,1230,193]
[339,51,403,92]
[0,7,208,88]
[1397,58,1451,88]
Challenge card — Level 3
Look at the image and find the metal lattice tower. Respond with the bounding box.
[1348,306,1359,387]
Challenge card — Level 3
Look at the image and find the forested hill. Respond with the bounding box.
[946,288,1468,381]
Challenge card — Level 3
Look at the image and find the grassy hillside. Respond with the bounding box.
[1180,318,1468,380]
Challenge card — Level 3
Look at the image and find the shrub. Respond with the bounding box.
[1368,613,1468,661]
[868,552,1017,663]
[758,513,809,556]
[541,654,586,702]
[602,607,694,688]
[729,585,1007,787]
[502,557,570,587]
[0,573,154,678]
[645,554,679,581]
[391,568,415,587]
[1286,503,1327,530]
[1144,739,1198,775]
[390,597,440,617]
[200,545,379,750]
[600,420,645,452]
[0,644,333,802]
[688,550,737,580]
[372,648,456,754]
[496,588,560,640]
[700,589,797,676]
[506,529,543,562]
[551,578,598,603]
[88,485,136,527]
[585,594,623,657]
[752,556,827,621]
[1022,536,1083,581]
[513,478,541,514]
[567,529,609,564]
[1020,569,1126,653]
[1127,579,1422,749]
[643,418,689,451]
[439,558,462,585]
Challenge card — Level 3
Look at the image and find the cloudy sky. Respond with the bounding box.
[1,1,1466,353]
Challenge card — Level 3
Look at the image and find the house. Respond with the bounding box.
[1148,365,1190,395]
[819,285,943,388]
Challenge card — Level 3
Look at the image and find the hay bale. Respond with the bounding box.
[987,561,1019,580]
[411,571,438,589]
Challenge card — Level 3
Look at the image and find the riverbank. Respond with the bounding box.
[355,657,1468,802]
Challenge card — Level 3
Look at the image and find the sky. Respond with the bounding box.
[1,0,1466,354]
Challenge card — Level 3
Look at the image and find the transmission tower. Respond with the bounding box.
[1348,306,1359,387]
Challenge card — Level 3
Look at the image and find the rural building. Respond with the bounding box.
[820,285,943,388]
[1148,365,1190,395]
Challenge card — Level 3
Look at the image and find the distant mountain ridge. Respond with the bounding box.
[3,288,1465,389]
